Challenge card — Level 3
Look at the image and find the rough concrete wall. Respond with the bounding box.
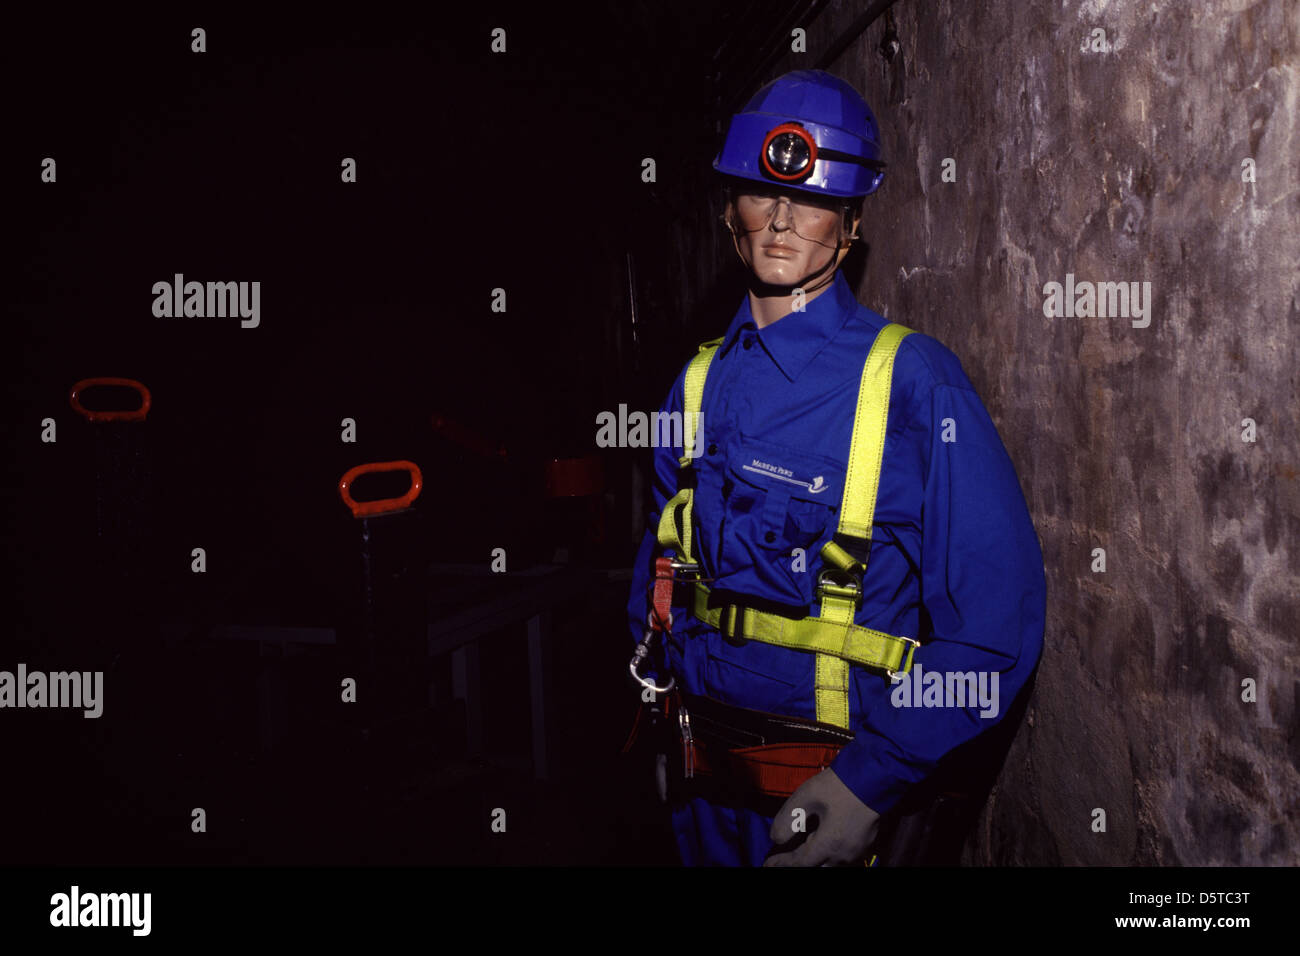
[755,0,1299,864]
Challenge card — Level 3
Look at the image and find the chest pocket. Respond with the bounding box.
[717,433,845,608]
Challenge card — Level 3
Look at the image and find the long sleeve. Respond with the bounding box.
[829,380,1047,815]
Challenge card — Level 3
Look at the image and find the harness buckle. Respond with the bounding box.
[667,559,700,580]
[815,567,863,607]
[885,636,922,681]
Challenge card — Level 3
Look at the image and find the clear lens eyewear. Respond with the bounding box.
[731,192,848,244]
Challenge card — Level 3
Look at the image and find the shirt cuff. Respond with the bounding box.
[829,733,914,816]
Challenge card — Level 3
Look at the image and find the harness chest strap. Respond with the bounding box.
[655,323,919,729]
[689,588,919,675]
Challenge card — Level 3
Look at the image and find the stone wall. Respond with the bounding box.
[674,0,1299,865]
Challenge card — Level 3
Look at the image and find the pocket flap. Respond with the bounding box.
[729,434,842,503]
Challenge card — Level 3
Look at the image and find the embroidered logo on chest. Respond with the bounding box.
[742,458,829,494]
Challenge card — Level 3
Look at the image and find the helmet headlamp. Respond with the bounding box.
[761,123,817,182]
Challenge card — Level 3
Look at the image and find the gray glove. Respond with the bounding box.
[764,767,881,866]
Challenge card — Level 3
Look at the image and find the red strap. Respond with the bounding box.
[620,688,673,755]
[651,556,675,632]
[691,742,844,799]
[619,703,646,754]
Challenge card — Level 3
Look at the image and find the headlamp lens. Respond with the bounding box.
[766,132,811,176]
[760,123,818,182]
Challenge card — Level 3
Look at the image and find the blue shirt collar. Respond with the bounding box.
[718,270,859,382]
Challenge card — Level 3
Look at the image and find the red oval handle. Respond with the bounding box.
[338,460,423,518]
[69,377,152,422]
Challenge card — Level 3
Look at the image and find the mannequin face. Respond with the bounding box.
[725,186,862,289]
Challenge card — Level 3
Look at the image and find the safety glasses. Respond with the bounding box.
[729,188,851,241]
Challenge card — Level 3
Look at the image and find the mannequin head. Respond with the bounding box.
[712,70,883,324]
[721,181,862,295]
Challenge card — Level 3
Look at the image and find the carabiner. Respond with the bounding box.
[629,628,676,694]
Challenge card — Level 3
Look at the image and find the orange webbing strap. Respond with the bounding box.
[622,557,679,754]
[689,741,845,799]
[650,556,675,631]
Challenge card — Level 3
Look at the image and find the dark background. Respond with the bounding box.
[4,0,1297,882]
[0,3,824,864]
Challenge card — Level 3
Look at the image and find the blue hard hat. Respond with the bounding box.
[713,70,885,198]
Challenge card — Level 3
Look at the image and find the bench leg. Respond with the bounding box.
[451,642,483,758]
[527,612,553,781]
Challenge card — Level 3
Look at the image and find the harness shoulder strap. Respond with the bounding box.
[664,322,921,730]
[814,321,915,727]
[656,337,723,564]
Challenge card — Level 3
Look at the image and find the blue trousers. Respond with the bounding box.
[671,796,776,867]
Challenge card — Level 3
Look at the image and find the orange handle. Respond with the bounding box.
[338,460,423,518]
[69,377,152,422]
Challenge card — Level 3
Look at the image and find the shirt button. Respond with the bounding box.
[743,338,754,350]
[707,443,717,455]
[764,531,777,543]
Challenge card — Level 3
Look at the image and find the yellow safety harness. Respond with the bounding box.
[655,323,921,729]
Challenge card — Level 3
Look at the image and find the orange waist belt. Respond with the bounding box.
[687,740,845,799]
[667,691,854,799]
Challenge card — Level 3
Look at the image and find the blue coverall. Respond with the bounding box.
[626,270,1047,866]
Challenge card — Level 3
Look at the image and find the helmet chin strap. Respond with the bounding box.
[790,236,845,294]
